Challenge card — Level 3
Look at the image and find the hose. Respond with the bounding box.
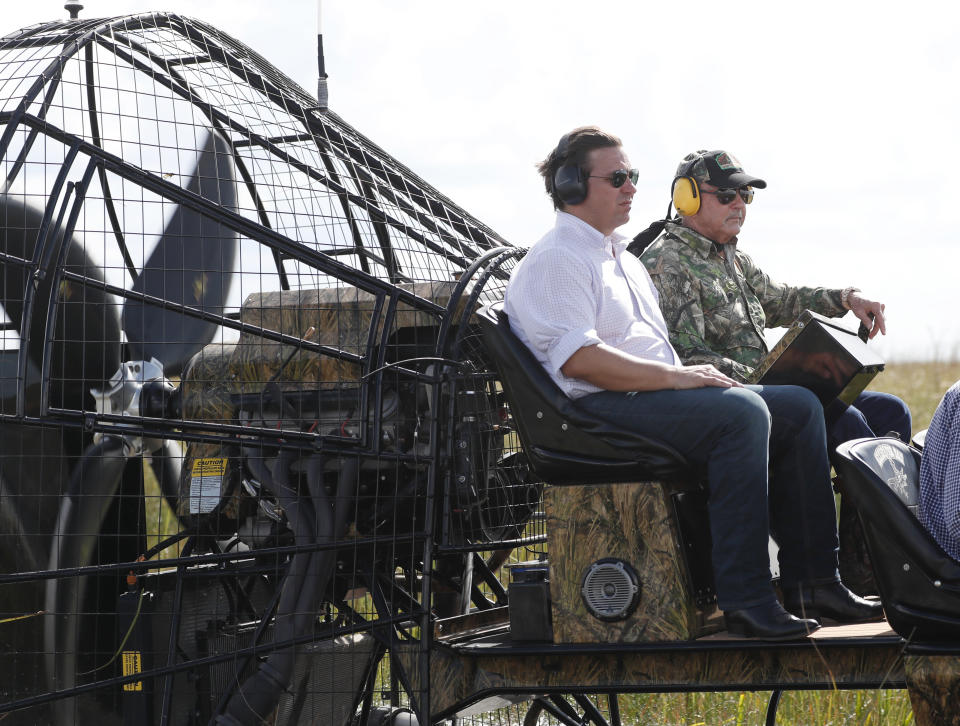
[217,448,308,725]
[216,450,358,725]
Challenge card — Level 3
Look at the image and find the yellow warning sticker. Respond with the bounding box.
[191,458,227,477]
[121,651,143,692]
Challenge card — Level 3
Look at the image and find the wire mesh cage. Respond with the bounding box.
[0,11,545,726]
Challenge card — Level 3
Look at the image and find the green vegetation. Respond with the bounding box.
[869,360,960,432]
[483,688,917,725]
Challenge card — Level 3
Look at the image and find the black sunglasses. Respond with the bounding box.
[588,168,639,188]
[701,187,754,205]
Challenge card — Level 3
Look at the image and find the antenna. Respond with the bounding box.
[65,2,83,19]
[317,0,328,111]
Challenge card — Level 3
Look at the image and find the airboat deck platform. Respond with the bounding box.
[423,615,935,721]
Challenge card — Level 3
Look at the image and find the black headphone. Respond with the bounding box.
[671,151,707,217]
[552,133,587,206]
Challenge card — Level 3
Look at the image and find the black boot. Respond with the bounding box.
[725,600,820,640]
[783,581,884,624]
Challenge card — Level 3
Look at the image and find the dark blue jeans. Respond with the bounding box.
[827,391,912,453]
[576,384,840,611]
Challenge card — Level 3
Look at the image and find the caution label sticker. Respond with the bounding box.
[189,457,227,514]
[121,651,143,692]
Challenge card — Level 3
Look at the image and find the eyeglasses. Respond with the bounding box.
[588,168,639,188]
[701,187,754,205]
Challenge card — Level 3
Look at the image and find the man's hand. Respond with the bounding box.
[846,292,886,338]
[671,364,743,390]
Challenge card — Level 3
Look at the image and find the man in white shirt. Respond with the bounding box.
[504,126,882,639]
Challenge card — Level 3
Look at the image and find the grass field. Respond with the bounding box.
[868,360,960,433]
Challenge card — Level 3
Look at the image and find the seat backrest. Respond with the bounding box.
[842,437,920,517]
[475,303,694,486]
[834,437,960,641]
[911,427,927,451]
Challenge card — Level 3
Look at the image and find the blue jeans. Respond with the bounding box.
[827,391,912,453]
[576,384,840,611]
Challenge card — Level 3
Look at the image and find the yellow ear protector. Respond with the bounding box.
[552,133,588,206]
[671,175,701,217]
[671,152,705,217]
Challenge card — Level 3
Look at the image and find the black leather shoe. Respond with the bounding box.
[724,601,820,641]
[783,581,884,624]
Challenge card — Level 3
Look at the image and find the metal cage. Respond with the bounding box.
[0,12,538,725]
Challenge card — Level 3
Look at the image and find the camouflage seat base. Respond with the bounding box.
[546,482,719,643]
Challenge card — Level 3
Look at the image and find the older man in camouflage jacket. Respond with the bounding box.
[635,149,910,449]
[635,150,911,593]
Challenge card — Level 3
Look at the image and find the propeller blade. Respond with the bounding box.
[0,195,123,412]
[44,436,129,704]
[122,130,238,375]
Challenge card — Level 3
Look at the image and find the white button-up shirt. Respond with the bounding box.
[504,212,680,399]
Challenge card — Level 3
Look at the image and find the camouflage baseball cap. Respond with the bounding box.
[676,150,767,189]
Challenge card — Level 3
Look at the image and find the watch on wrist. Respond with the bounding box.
[841,286,861,310]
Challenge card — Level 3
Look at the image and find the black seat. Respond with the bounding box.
[475,303,698,486]
[834,437,960,641]
[476,303,716,607]
[476,303,725,608]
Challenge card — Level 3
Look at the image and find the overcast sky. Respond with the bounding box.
[4,1,958,361]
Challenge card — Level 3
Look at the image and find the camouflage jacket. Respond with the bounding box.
[639,222,847,381]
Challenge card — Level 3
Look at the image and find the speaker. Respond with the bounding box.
[580,558,641,621]
[553,133,587,206]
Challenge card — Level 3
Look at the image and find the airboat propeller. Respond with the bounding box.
[42,128,238,718]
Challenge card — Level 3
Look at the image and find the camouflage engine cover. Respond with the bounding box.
[177,281,458,521]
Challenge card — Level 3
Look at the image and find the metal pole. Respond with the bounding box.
[317,0,328,111]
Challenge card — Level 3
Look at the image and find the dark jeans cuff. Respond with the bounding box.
[780,575,841,590]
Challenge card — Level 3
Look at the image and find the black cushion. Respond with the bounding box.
[834,437,960,641]
[476,304,697,486]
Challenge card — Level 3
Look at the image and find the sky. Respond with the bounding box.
[3,1,959,362]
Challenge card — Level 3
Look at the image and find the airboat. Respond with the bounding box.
[1,5,959,725]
